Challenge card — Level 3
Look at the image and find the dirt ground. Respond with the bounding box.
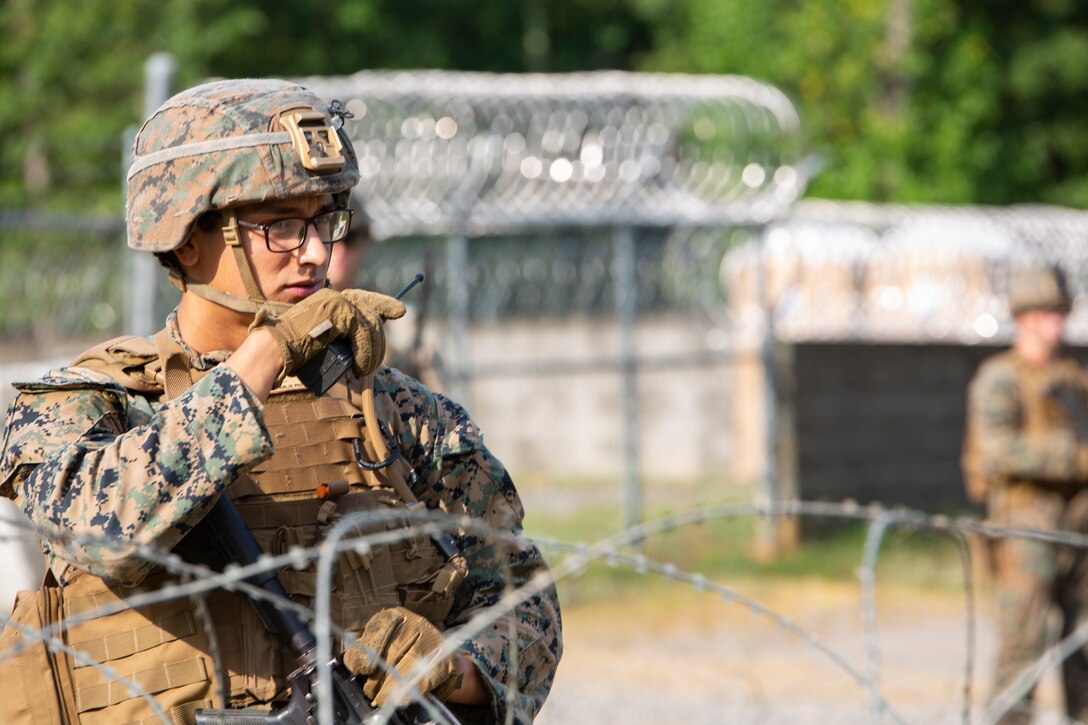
[537,577,1069,725]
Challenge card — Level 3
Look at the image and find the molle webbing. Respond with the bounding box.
[235,489,458,628]
[75,658,209,712]
[65,588,129,618]
[235,488,399,529]
[70,611,196,665]
[121,699,213,725]
[247,396,370,494]
[52,334,464,720]
[63,575,176,619]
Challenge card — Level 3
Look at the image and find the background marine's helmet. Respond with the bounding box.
[126,78,360,253]
[1008,264,1073,316]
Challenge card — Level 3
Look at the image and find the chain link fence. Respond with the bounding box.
[0,210,127,344]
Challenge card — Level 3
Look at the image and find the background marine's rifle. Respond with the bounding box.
[179,495,458,724]
[1046,379,1088,440]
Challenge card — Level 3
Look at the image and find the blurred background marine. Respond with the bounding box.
[329,192,445,390]
[962,264,1088,723]
[327,196,372,293]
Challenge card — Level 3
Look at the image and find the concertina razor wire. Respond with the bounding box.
[722,199,1088,347]
[2,500,1084,724]
[295,70,812,238]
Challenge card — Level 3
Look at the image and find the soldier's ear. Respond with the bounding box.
[174,237,200,268]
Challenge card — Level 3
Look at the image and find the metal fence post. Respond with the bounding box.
[446,233,471,407]
[125,52,176,337]
[614,225,642,533]
[755,225,781,558]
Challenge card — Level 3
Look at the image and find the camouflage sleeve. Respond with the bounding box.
[967,359,1087,483]
[0,365,274,585]
[380,369,562,725]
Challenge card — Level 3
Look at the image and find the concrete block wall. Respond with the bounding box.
[463,315,740,481]
[784,342,1004,514]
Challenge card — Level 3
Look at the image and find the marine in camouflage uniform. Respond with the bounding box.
[963,265,1088,724]
[0,79,561,724]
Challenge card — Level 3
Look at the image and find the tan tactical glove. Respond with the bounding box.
[249,288,405,378]
[341,289,408,359]
[343,607,461,707]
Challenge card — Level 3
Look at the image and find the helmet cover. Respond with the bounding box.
[1008,264,1073,316]
[126,78,360,252]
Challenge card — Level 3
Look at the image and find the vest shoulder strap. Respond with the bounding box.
[70,334,164,395]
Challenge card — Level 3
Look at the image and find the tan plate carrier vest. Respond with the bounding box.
[0,332,466,725]
[962,351,1088,507]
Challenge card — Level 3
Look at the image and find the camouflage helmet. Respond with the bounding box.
[126,78,360,253]
[1007,264,1073,316]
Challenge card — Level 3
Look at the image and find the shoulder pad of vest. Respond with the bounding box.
[70,335,164,394]
[976,349,1020,378]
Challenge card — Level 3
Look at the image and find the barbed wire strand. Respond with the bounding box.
[538,538,912,725]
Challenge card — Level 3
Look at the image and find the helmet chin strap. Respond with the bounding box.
[167,208,293,316]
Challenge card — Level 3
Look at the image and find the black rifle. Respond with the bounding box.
[178,495,458,724]
[1049,382,1088,440]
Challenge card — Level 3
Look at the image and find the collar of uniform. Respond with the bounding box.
[165,309,234,372]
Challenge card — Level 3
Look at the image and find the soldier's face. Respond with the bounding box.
[235,195,337,303]
[1019,308,1066,350]
[184,194,336,304]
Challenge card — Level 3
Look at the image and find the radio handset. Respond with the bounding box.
[296,274,424,395]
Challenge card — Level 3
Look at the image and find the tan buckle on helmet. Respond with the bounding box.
[279,110,346,172]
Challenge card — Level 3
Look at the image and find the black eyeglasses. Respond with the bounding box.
[236,208,354,252]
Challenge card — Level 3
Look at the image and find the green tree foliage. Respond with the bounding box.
[0,0,267,210]
[0,0,654,212]
[638,0,1088,206]
[956,0,1088,206]
[170,0,652,78]
[3,0,1088,210]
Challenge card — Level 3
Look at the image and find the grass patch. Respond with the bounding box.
[525,499,969,608]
